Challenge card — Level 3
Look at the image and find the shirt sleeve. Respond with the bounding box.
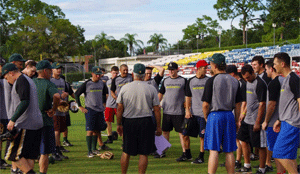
[185,78,192,97]
[116,88,123,104]
[153,73,163,86]
[16,75,30,101]
[268,78,281,101]
[159,79,166,94]
[111,77,117,92]
[256,79,267,102]
[102,83,108,104]
[241,80,247,102]
[66,82,74,95]
[201,76,215,103]
[48,81,59,97]
[235,83,242,103]
[151,87,160,106]
[289,73,300,100]
[75,81,87,107]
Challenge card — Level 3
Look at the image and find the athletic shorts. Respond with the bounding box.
[204,111,237,153]
[266,127,279,152]
[85,107,107,132]
[5,128,42,161]
[65,112,71,127]
[104,107,117,122]
[273,121,299,160]
[237,121,267,148]
[53,115,67,132]
[162,114,185,133]
[196,116,206,138]
[123,117,156,156]
[0,119,8,135]
[40,126,55,155]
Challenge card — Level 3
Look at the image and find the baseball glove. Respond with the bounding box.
[57,101,69,113]
[97,151,114,159]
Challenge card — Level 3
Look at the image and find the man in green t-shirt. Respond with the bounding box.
[33,60,60,174]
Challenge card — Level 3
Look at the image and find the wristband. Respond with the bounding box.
[242,112,246,115]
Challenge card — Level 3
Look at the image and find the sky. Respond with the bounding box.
[40,0,259,46]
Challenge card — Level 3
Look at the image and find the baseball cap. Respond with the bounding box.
[133,63,146,74]
[36,60,53,70]
[226,65,238,74]
[208,53,226,65]
[9,53,26,62]
[52,62,63,69]
[1,63,18,77]
[91,66,103,75]
[168,62,178,70]
[196,60,209,68]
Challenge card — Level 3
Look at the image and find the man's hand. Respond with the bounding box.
[61,91,69,99]
[262,121,268,131]
[117,125,123,136]
[273,120,281,133]
[46,108,55,117]
[79,106,88,114]
[253,122,261,132]
[155,127,162,136]
[185,110,192,119]
[7,121,15,131]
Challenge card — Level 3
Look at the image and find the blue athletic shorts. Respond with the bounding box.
[40,126,55,155]
[196,116,206,138]
[273,121,299,159]
[266,127,278,151]
[85,108,107,131]
[204,111,237,153]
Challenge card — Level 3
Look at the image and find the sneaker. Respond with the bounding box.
[154,152,166,158]
[1,159,11,167]
[98,144,112,150]
[235,161,242,169]
[191,157,204,164]
[265,165,273,172]
[60,146,70,153]
[92,150,101,155]
[48,156,55,164]
[63,140,74,147]
[58,152,69,159]
[250,153,259,161]
[176,153,187,162]
[185,153,192,161]
[87,152,94,158]
[104,139,113,144]
[256,169,266,174]
[236,167,252,172]
[52,154,62,161]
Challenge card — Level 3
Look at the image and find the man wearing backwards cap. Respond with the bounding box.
[33,60,61,174]
[157,61,191,161]
[116,63,161,174]
[2,63,43,174]
[75,66,110,158]
[185,60,209,164]
[201,53,242,173]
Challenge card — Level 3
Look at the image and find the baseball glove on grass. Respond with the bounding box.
[97,151,114,159]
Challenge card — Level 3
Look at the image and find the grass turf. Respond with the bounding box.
[0,98,296,173]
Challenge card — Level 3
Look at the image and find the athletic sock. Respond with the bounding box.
[259,168,265,173]
[63,136,68,142]
[86,136,92,153]
[199,152,204,159]
[244,163,251,168]
[91,136,97,151]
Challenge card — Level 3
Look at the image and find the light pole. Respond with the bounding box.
[177,39,179,55]
[245,28,248,48]
[272,23,276,46]
[218,31,221,50]
[196,35,199,53]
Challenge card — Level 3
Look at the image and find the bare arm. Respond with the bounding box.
[111,90,117,100]
[151,65,165,77]
[153,105,162,136]
[158,93,163,102]
[116,103,124,136]
[253,102,266,131]
[202,101,210,121]
[185,97,192,118]
[234,102,241,124]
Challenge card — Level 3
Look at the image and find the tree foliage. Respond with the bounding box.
[121,33,143,56]
[147,33,168,52]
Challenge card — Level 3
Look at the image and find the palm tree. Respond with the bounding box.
[94,31,114,50]
[147,33,168,52]
[120,33,143,56]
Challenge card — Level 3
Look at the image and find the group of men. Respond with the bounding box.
[0,51,299,174]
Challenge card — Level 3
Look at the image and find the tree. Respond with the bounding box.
[213,0,263,45]
[147,33,168,52]
[94,32,114,49]
[120,33,143,56]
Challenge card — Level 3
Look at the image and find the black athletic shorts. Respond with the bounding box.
[5,128,42,161]
[66,112,71,127]
[123,117,156,156]
[237,121,267,148]
[162,114,185,133]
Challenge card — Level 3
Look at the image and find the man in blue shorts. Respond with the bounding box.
[272,52,300,173]
[202,53,242,173]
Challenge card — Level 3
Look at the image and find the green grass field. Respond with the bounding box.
[1,100,298,173]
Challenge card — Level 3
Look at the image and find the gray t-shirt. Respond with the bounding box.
[111,74,133,97]
[116,81,160,118]
[50,77,67,116]
[3,79,13,118]
[266,76,284,127]
[202,73,242,112]
[75,79,108,112]
[0,79,7,120]
[101,76,109,83]
[186,76,209,117]
[159,76,187,115]
[278,72,300,128]
[244,76,267,125]
[106,79,117,108]
[145,73,163,91]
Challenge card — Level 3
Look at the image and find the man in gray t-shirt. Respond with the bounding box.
[144,65,164,91]
[116,63,161,174]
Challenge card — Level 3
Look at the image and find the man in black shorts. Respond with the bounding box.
[116,63,161,174]
[2,63,43,174]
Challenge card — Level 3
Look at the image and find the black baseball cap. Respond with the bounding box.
[1,63,18,77]
[9,53,26,62]
[133,63,145,74]
[208,53,226,65]
[36,60,53,70]
[52,62,63,69]
[91,66,103,75]
[168,62,178,70]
